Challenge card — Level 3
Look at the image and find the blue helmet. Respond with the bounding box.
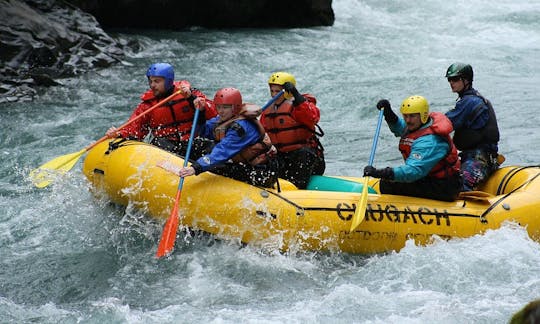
[146,63,174,90]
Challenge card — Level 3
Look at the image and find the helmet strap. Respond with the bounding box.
[456,79,472,97]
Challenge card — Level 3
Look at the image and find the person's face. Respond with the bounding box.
[403,113,422,131]
[269,84,285,104]
[216,104,234,120]
[447,76,466,93]
[148,76,167,97]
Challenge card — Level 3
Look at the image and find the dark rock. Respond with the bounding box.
[67,0,334,29]
[0,0,136,103]
[510,299,540,323]
[0,0,334,104]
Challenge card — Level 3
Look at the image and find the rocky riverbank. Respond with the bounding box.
[0,0,138,103]
[0,0,333,104]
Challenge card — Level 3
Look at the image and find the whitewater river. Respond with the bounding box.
[1,0,540,323]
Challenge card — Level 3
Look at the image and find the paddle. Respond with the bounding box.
[350,107,385,232]
[29,89,184,188]
[156,107,201,258]
[155,89,285,258]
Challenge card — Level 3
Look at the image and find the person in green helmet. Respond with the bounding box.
[445,63,500,191]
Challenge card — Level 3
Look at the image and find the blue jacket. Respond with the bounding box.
[445,88,489,131]
[388,118,450,182]
[195,117,261,173]
[445,88,498,152]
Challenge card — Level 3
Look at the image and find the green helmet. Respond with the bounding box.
[446,63,473,81]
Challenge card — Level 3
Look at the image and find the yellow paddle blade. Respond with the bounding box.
[29,149,86,188]
[350,177,370,232]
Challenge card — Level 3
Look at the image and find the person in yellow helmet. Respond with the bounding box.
[363,96,462,201]
[260,72,325,189]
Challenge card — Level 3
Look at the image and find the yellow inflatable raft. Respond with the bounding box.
[82,139,540,254]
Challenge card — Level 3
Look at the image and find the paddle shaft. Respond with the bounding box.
[155,90,284,257]
[156,108,201,258]
[169,105,201,197]
[30,89,186,188]
[368,108,385,167]
[262,89,285,111]
[88,89,185,152]
[350,108,385,231]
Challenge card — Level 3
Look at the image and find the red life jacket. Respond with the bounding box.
[136,81,203,141]
[213,115,275,166]
[398,112,461,179]
[261,96,320,153]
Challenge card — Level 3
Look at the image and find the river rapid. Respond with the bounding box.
[1,0,540,323]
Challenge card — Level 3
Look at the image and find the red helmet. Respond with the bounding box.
[214,87,243,115]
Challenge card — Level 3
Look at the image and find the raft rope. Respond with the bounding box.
[481,165,540,223]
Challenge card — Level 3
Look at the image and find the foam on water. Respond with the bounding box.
[1,0,540,322]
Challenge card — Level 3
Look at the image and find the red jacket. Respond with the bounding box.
[260,94,321,153]
[120,81,217,141]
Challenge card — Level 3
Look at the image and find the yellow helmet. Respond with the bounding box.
[268,72,296,100]
[400,95,429,124]
[268,72,296,86]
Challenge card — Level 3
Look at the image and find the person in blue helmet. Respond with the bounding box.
[364,95,462,202]
[445,63,501,191]
[106,62,217,158]
[177,87,278,188]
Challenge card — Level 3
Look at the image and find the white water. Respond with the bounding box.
[1,0,540,322]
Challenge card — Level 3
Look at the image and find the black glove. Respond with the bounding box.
[363,166,394,180]
[195,103,206,125]
[191,161,203,175]
[376,99,390,110]
[376,99,398,124]
[283,82,305,106]
[283,81,295,93]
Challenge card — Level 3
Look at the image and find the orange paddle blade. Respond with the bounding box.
[155,107,199,258]
[156,191,181,257]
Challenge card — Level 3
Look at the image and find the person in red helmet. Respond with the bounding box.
[106,62,217,159]
[178,88,278,188]
[260,72,325,189]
